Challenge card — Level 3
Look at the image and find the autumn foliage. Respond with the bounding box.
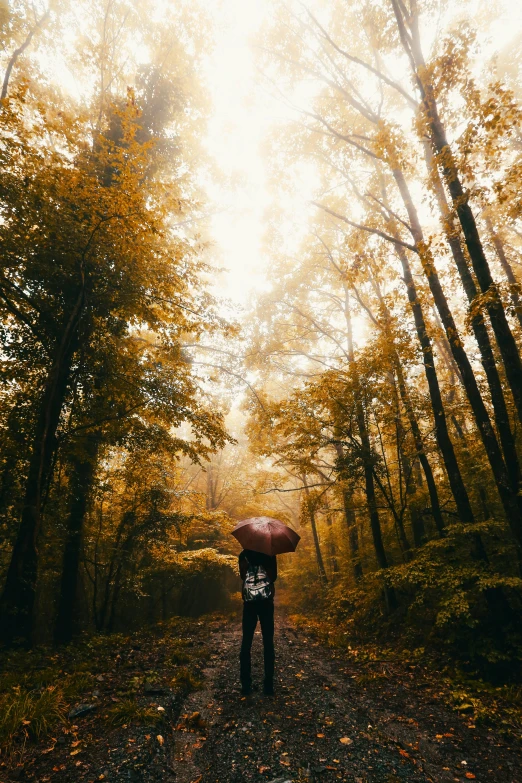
[2,0,522,684]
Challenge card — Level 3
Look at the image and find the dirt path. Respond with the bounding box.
[6,613,521,783]
[172,615,522,783]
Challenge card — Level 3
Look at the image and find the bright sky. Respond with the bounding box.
[202,0,284,309]
[201,0,522,309]
[24,0,522,312]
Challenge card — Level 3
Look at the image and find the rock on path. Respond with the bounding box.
[172,615,522,783]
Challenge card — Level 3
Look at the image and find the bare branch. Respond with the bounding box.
[312,201,418,252]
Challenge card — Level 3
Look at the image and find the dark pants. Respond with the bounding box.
[240,599,275,687]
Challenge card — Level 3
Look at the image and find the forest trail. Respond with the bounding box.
[172,614,521,783]
[6,612,522,783]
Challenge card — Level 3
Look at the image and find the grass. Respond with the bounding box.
[170,643,192,665]
[104,699,163,727]
[171,666,204,691]
[0,613,217,758]
[290,611,522,743]
[0,687,66,750]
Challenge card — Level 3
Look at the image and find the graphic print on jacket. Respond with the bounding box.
[242,563,274,602]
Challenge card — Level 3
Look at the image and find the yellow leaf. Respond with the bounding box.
[340,737,353,745]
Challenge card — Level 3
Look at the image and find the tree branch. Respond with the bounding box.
[312,201,418,252]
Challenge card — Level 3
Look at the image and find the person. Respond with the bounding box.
[238,548,277,696]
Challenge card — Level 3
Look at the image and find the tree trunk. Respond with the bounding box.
[98,511,133,632]
[393,236,475,525]
[391,0,522,428]
[394,359,445,537]
[393,167,522,549]
[395,396,426,547]
[343,290,396,608]
[54,436,100,645]
[302,478,328,585]
[0,291,84,645]
[322,502,339,576]
[485,215,522,331]
[424,145,522,499]
[334,443,363,581]
[370,276,446,538]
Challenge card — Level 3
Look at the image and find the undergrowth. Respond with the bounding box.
[289,611,522,743]
[0,613,221,760]
[104,700,163,728]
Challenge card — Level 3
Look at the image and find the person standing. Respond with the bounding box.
[238,548,277,695]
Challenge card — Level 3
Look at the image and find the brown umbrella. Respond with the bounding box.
[231,516,300,556]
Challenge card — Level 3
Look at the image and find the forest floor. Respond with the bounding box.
[2,610,522,783]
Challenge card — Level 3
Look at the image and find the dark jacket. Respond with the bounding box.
[239,549,277,584]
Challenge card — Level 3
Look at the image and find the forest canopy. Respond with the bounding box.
[1,0,522,682]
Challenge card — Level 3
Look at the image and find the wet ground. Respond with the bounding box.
[5,613,522,783]
[171,616,522,783]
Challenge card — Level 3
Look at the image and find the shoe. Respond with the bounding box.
[241,684,252,695]
[263,681,274,696]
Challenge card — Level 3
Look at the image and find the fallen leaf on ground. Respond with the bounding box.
[340,737,353,745]
[157,735,164,746]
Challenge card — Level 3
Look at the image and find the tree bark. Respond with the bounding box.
[394,359,445,537]
[391,0,522,428]
[54,436,100,645]
[322,501,339,576]
[370,277,446,538]
[0,290,84,645]
[334,442,363,581]
[394,380,426,547]
[393,167,522,549]
[343,291,397,610]
[393,235,475,525]
[302,477,328,585]
[424,145,522,499]
[485,215,522,331]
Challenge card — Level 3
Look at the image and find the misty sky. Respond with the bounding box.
[203,0,522,307]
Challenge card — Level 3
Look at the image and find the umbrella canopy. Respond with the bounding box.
[231,516,300,556]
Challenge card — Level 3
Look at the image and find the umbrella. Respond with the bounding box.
[231,516,300,556]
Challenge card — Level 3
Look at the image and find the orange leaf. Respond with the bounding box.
[465,774,476,779]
